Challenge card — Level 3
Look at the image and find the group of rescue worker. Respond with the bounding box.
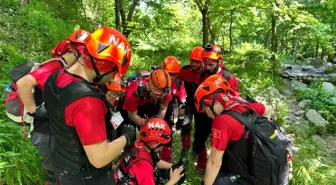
[14,26,274,185]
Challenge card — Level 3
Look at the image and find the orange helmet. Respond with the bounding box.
[189,46,204,62]
[148,69,172,95]
[162,56,180,74]
[51,30,90,58]
[68,29,90,43]
[106,73,126,92]
[194,74,231,112]
[203,44,222,61]
[135,117,172,149]
[83,26,132,74]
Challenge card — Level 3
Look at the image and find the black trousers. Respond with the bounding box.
[192,112,212,154]
[54,166,115,185]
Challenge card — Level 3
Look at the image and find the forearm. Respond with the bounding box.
[157,160,172,170]
[16,75,38,113]
[128,112,143,126]
[263,105,273,120]
[203,159,221,185]
[85,136,127,168]
[158,104,168,118]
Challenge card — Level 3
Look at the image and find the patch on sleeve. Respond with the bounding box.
[212,128,221,139]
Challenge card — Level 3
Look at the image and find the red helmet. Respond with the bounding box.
[105,73,126,92]
[194,74,231,112]
[203,44,222,61]
[51,29,90,58]
[189,46,204,62]
[83,26,132,74]
[162,56,180,74]
[135,117,172,149]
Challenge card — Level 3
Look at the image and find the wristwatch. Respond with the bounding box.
[27,112,36,117]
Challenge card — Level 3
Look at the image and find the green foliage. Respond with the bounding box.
[0,85,44,185]
[290,134,336,185]
[296,83,336,111]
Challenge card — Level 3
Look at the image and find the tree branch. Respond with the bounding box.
[119,0,126,25]
[194,0,204,12]
[127,0,140,23]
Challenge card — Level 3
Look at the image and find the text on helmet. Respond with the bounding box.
[148,122,166,130]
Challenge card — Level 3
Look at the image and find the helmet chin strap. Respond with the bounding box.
[88,55,115,83]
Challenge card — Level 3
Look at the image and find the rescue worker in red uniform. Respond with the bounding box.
[115,117,185,185]
[104,73,129,141]
[160,56,188,163]
[201,44,239,91]
[178,46,203,161]
[123,68,172,128]
[43,27,135,185]
[193,44,240,172]
[16,29,90,185]
[194,74,273,185]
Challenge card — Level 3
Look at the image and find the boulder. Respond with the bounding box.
[295,110,306,116]
[307,58,324,68]
[291,80,308,90]
[324,64,336,74]
[312,135,327,149]
[318,63,333,73]
[322,82,335,93]
[298,100,312,110]
[326,136,336,153]
[305,109,326,134]
[293,120,310,132]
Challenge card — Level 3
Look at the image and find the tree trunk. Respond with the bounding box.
[293,29,301,63]
[270,11,277,71]
[315,41,319,58]
[202,10,209,46]
[115,0,121,31]
[320,47,324,61]
[229,9,234,52]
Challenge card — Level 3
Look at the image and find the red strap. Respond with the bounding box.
[5,92,19,103]
[18,98,27,140]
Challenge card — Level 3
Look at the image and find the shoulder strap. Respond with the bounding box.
[221,69,232,80]
[222,110,258,131]
[175,78,182,90]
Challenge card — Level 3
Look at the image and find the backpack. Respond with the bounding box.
[127,71,151,100]
[223,110,293,185]
[4,59,67,124]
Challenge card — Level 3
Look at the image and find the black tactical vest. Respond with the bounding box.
[43,71,112,175]
[32,86,50,134]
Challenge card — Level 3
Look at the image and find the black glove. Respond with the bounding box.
[176,118,184,130]
[201,181,205,185]
[171,158,189,185]
[121,124,135,145]
[28,104,48,121]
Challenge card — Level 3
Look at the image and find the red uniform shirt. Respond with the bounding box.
[178,65,202,105]
[127,148,155,185]
[171,79,187,103]
[55,71,108,145]
[123,79,172,112]
[211,103,266,151]
[30,60,65,89]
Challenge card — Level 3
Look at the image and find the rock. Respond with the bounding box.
[312,135,327,149]
[318,63,333,73]
[298,100,312,110]
[326,136,336,153]
[305,109,326,134]
[295,110,306,116]
[293,120,310,132]
[306,58,324,68]
[322,82,335,92]
[291,80,308,90]
[324,64,336,74]
[327,73,336,83]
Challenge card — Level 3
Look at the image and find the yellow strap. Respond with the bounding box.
[270,129,278,139]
